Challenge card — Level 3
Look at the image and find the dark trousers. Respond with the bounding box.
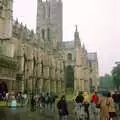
[31,105,35,112]
[85,110,89,120]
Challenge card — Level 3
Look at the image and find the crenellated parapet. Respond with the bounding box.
[12,19,36,41]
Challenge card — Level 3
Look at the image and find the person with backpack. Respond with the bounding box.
[45,92,50,109]
[99,95,109,120]
[75,91,84,120]
[106,92,116,120]
[57,95,69,120]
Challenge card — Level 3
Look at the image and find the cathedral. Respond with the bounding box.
[0,0,99,94]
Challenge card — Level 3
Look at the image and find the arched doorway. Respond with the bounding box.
[0,81,8,99]
[66,65,74,93]
[0,81,8,93]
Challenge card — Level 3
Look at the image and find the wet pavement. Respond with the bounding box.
[0,107,57,120]
[0,103,120,120]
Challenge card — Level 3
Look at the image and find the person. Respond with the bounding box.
[75,91,84,120]
[49,92,57,111]
[89,100,96,120]
[92,92,99,105]
[112,91,119,112]
[30,95,36,112]
[99,95,109,120]
[118,91,120,112]
[45,92,50,109]
[84,101,89,120]
[38,93,45,109]
[106,92,116,120]
[92,92,100,119]
[57,95,69,120]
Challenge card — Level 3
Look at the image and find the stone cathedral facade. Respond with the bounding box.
[0,0,99,94]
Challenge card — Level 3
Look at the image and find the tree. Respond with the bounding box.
[99,74,114,90]
[112,63,120,89]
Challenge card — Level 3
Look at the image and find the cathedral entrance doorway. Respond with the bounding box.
[0,81,8,99]
[66,65,74,94]
[0,81,8,93]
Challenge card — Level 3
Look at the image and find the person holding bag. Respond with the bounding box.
[106,92,117,120]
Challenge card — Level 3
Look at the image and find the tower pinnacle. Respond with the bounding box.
[74,25,81,47]
[75,25,78,32]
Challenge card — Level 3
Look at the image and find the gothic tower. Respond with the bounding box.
[0,0,13,38]
[36,0,63,45]
[74,26,84,92]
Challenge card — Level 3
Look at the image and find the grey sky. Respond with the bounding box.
[13,0,120,76]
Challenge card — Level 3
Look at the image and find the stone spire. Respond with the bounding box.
[82,43,85,51]
[74,25,81,47]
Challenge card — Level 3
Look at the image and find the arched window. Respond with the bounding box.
[48,6,50,18]
[47,28,50,41]
[89,61,93,72]
[41,61,44,74]
[89,78,93,85]
[66,65,74,89]
[42,29,45,40]
[43,6,46,19]
[67,53,72,60]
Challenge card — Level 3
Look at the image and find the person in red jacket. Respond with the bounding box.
[92,92,99,105]
[92,92,100,119]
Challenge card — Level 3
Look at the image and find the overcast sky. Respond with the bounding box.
[13,0,120,76]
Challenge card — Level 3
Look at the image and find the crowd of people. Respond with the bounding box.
[0,89,119,120]
[56,91,119,120]
[30,92,57,112]
[0,91,57,111]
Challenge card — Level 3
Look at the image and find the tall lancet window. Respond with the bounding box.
[42,29,45,40]
[43,6,46,19]
[48,6,50,18]
[47,28,50,41]
[41,61,44,74]
[68,53,72,61]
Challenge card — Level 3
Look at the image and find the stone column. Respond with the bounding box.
[54,80,57,93]
[39,79,44,93]
[8,80,13,92]
[28,77,32,91]
[81,79,84,91]
[52,67,56,93]
[43,66,50,93]
[44,79,50,93]
[56,80,58,94]
[3,0,13,38]
[51,80,55,93]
